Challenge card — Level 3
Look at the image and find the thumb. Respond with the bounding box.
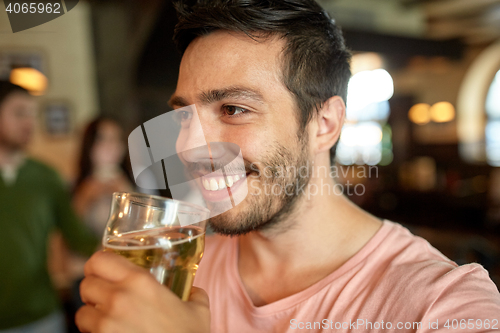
[188,287,210,308]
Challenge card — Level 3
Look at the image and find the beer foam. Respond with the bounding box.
[104,231,205,251]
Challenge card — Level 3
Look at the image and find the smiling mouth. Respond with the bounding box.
[201,173,246,191]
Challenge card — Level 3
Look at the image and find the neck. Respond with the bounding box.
[0,144,23,167]
[238,158,382,304]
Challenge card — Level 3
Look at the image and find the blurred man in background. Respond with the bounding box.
[0,81,98,333]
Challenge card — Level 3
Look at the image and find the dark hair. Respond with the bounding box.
[73,117,133,193]
[173,0,351,159]
[0,80,29,109]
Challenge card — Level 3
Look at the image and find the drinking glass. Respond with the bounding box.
[102,192,209,301]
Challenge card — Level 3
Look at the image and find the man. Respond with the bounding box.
[0,81,98,333]
[76,1,500,332]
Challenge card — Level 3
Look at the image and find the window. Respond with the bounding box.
[486,70,500,166]
[336,64,394,166]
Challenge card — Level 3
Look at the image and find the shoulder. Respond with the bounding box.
[368,222,500,315]
[378,221,455,266]
[24,158,67,191]
[25,158,61,180]
[376,221,477,284]
[351,221,458,297]
[419,263,500,324]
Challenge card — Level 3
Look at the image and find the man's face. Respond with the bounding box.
[172,31,312,235]
[0,92,37,150]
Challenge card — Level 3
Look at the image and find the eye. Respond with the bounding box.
[223,105,248,116]
[173,110,193,125]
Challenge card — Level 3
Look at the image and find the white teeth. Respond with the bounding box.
[242,173,245,178]
[209,179,218,191]
[203,175,244,191]
[226,176,234,187]
[203,179,210,190]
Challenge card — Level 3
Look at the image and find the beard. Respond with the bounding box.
[208,135,311,236]
[0,135,28,152]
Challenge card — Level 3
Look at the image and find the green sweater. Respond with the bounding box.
[0,158,99,329]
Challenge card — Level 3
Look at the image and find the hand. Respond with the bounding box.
[76,251,211,333]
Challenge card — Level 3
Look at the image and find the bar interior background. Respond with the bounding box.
[1,0,500,296]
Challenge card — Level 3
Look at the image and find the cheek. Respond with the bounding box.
[23,117,36,130]
[0,116,7,131]
[3,117,21,134]
[90,145,100,163]
[220,128,268,162]
[111,141,125,159]
[104,142,125,160]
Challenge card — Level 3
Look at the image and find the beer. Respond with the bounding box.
[104,226,205,301]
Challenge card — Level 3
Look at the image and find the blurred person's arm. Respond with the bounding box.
[52,171,100,256]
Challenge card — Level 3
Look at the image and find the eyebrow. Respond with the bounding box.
[169,95,190,108]
[169,86,264,108]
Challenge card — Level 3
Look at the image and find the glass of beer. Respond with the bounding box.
[102,192,209,301]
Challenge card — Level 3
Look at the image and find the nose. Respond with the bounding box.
[176,107,236,166]
[177,107,211,163]
[23,116,35,133]
[208,142,226,160]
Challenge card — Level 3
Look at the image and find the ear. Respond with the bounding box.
[313,96,345,154]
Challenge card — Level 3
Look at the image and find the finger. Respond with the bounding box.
[188,287,210,308]
[80,275,115,307]
[84,251,142,282]
[84,252,164,304]
[75,305,105,333]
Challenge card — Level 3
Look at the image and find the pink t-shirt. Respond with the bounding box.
[194,221,500,332]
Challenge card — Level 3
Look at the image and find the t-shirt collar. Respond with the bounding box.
[0,152,27,186]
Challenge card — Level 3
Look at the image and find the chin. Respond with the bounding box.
[9,141,29,150]
[209,196,247,219]
[207,199,252,234]
[18,136,32,145]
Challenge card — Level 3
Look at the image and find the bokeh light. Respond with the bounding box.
[339,63,394,166]
[408,103,431,125]
[486,70,500,118]
[9,67,48,96]
[486,120,500,166]
[346,69,394,113]
[486,70,500,166]
[338,122,384,165]
[430,101,455,123]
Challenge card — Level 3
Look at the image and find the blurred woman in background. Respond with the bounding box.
[64,117,134,332]
[72,117,133,235]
